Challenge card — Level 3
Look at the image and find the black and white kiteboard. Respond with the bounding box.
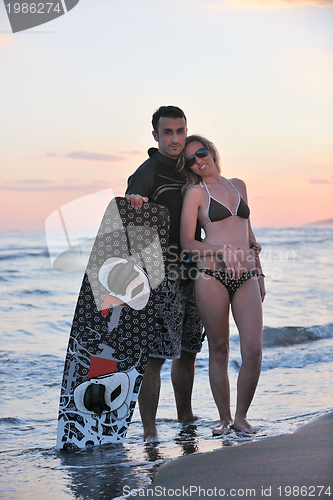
[56,197,169,450]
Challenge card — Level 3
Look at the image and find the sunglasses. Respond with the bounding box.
[185,148,209,168]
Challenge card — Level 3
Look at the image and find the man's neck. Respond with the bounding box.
[158,149,179,161]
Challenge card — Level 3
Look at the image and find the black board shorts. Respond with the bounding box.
[149,266,204,359]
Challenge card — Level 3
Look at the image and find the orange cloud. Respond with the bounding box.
[45,151,142,161]
[0,179,127,192]
[309,178,333,184]
[119,150,144,155]
[45,151,124,161]
[227,0,333,8]
[66,151,124,161]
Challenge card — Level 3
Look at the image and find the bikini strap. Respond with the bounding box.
[228,179,239,195]
[228,179,241,214]
[200,181,211,198]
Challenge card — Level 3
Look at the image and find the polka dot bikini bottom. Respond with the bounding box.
[197,268,257,301]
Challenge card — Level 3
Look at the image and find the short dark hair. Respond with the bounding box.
[152,106,187,134]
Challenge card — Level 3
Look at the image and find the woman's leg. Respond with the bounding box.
[231,277,263,433]
[195,273,232,434]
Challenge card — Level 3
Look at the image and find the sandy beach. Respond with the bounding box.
[139,412,333,500]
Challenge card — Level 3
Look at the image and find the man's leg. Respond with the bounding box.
[171,277,203,423]
[138,356,165,440]
[171,350,197,422]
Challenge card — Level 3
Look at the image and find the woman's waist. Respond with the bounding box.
[202,218,248,239]
[196,246,256,271]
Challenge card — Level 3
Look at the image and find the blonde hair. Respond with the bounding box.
[177,135,221,191]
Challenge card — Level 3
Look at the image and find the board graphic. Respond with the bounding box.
[56,197,169,450]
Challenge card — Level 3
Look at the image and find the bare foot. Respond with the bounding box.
[231,417,255,434]
[212,419,232,436]
[143,426,158,441]
[145,434,159,443]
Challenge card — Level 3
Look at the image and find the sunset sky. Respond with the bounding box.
[0,0,332,230]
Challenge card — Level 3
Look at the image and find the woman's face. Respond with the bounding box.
[184,140,216,177]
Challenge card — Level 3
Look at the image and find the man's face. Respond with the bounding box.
[152,116,187,159]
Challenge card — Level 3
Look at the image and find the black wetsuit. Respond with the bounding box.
[126,148,203,357]
[126,148,201,267]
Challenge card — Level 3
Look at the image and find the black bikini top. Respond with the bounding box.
[200,181,250,229]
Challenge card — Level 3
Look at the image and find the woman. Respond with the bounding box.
[179,135,265,435]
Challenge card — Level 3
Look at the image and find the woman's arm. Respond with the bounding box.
[250,224,266,302]
[232,178,266,301]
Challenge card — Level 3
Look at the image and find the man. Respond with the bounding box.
[125,106,203,440]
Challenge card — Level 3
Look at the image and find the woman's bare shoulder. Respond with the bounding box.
[184,183,204,198]
[230,177,247,193]
[230,177,245,188]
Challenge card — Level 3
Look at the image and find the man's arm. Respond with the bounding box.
[125,162,153,208]
[125,193,149,209]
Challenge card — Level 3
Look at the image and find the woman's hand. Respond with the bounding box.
[249,240,262,259]
[125,194,149,209]
[221,247,243,279]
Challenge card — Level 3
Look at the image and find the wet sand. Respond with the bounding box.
[144,412,333,499]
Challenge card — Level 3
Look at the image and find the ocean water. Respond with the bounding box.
[1,226,332,500]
